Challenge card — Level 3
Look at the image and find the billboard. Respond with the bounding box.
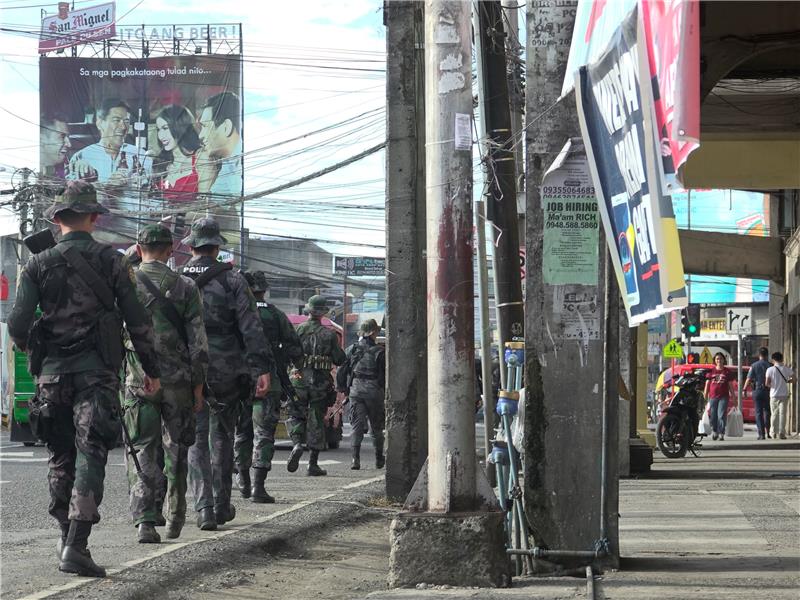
[39,55,243,257]
[39,2,116,54]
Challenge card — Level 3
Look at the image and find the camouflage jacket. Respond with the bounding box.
[293,317,346,390]
[345,336,385,399]
[181,256,272,383]
[125,260,208,390]
[256,300,303,393]
[8,231,160,377]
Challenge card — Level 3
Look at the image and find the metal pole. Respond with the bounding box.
[476,199,496,486]
[424,0,475,512]
[737,334,743,409]
[239,22,245,269]
[343,275,348,347]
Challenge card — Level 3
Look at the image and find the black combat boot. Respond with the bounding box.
[375,440,385,469]
[306,449,327,476]
[287,443,304,473]
[351,446,361,470]
[56,521,70,559]
[165,518,184,539]
[137,522,161,544]
[236,468,251,499]
[196,507,217,531]
[250,468,275,504]
[59,520,106,578]
[154,503,167,527]
[214,503,236,525]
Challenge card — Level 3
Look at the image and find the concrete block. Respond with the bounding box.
[388,511,511,589]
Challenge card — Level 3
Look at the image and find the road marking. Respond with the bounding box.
[17,474,384,600]
[0,457,49,463]
[109,460,343,468]
[0,451,34,457]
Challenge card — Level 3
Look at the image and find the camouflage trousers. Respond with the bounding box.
[286,386,328,451]
[234,391,282,471]
[188,378,244,512]
[35,370,120,526]
[349,394,385,450]
[123,383,195,526]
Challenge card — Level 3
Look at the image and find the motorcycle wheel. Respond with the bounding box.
[656,413,689,459]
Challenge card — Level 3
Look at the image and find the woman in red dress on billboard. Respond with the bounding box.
[153,105,202,203]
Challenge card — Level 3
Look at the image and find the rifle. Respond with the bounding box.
[273,346,301,406]
[119,406,143,475]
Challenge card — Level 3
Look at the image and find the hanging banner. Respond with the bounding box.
[562,0,700,180]
[541,138,599,286]
[575,5,686,326]
[39,55,243,258]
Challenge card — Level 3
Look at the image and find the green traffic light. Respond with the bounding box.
[688,324,698,334]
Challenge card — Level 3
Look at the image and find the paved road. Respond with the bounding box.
[0,425,384,599]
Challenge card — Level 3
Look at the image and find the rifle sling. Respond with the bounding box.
[135,270,188,346]
[57,245,115,311]
[194,262,233,289]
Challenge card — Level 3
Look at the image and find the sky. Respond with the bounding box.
[0,0,387,256]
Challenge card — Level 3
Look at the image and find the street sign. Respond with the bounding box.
[662,339,683,359]
[699,347,713,364]
[725,307,752,335]
[332,256,385,277]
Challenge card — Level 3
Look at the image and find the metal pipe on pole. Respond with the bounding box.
[737,334,743,409]
[424,0,476,512]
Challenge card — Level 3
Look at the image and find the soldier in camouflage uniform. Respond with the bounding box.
[234,271,303,501]
[287,295,346,476]
[181,218,272,530]
[8,180,161,577]
[343,319,386,470]
[124,224,209,543]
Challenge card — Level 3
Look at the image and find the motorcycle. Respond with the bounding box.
[656,370,707,459]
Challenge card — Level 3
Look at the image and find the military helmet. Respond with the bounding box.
[181,217,227,247]
[138,224,173,245]
[245,270,269,293]
[359,318,379,335]
[305,295,329,315]
[45,180,109,219]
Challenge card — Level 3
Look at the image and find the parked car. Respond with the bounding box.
[655,364,755,423]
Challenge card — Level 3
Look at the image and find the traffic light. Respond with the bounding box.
[681,305,701,337]
[686,352,700,364]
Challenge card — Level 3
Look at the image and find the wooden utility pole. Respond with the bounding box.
[384,0,428,500]
[476,1,525,375]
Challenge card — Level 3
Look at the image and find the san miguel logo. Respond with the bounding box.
[40,1,116,53]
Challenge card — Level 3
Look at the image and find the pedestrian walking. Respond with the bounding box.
[124,224,209,543]
[340,319,385,470]
[287,295,346,476]
[181,218,272,530]
[745,347,772,439]
[8,181,161,577]
[703,352,735,441]
[234,271,303,502]
[765,352,795,440]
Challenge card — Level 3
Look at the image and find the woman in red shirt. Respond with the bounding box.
[704,353,736,441]
[153,105,202,203]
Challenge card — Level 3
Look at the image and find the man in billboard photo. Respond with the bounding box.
[68,98,152,187]
[40,113,71,181]
[196,91,241,199]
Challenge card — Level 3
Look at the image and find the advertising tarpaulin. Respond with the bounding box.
[39,55,243,257]
[575,5,686,326]
[39,2,116,54]
[562,0,700,179]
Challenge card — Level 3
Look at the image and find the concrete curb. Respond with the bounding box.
[24,477,387,600]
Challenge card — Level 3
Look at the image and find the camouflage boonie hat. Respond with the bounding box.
[123,244,141,266]
[306,295,328,315]
[181,217,227,247]
[245,270,269,293]
[138,224,173,245]
[45,180,109,219]
[359,318,379,335]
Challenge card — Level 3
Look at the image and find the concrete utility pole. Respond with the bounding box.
[524,1,619,567]
[389,0,508,588]
[501,0,526,212]
[477,0,525,371]
[384,0,428,501]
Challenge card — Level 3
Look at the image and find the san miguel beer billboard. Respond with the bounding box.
[39,2,116,53]
[39,54,243,252]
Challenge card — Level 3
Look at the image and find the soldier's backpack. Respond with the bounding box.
[135,271,188,346]
[336,342,365,395]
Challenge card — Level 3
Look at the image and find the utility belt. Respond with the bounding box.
[353,373,378,381]
[46,337,96,357]
[303,355,333,370]
[205,324,237,337]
